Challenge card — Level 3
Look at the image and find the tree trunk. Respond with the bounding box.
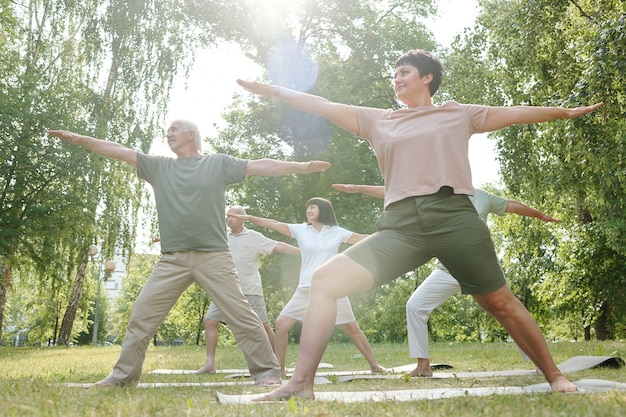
[57,259,88,345]
[0,264,12,343]
[195,299,208,346]
[594,302,614,341]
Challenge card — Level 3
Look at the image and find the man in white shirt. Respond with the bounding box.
[197,205,300,374]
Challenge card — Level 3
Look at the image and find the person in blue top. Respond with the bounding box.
[48,120,330,387]
[233,197,388,377]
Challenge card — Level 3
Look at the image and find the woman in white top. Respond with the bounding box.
[234,197,387,377]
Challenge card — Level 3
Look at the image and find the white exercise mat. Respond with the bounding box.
[149,362,334,375]
[62,376,332,389]
[216,379,626,404]
[340,355,623,382]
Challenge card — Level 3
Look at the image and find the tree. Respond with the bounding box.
[1,1,101,343]
[1,0,262,345]
[112,253,156,342]
[445,0,626,339]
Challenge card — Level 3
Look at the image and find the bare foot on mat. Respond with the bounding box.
[254,375,282,386]
[252,381,314,401]
[405,366,433,378]
[549,375,578,392]
[195,365,217,374]
[371,366,392,374]
[87,377,120,388]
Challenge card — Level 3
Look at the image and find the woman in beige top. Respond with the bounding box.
[237,49,602,399]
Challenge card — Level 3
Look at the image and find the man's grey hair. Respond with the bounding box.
[228,205,247,215]
[176,119,202,152]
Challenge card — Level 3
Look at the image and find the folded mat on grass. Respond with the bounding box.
[217,379,626,404]
[338,356,624,382]
[149,362,334,375]
[153,356,620,378]
[221,364,451,380]
[62,376,332,388]
[67,356,620,388]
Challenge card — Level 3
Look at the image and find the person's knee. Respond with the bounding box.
[274,317,292,334]
[341,322,360,337]
[406,298,433,319]
[310,266,335,288]
[406,298,420,313]
[310,278,341,301]
[204,319,219,329]
[473,288,518,317]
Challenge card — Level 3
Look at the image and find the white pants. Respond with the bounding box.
[406,267,530,360]
[406,268,460,358]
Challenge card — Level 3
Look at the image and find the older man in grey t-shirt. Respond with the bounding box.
[48,120,329,387]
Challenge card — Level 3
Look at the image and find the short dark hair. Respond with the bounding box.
[395,49,444,96]
[306,197,338,226]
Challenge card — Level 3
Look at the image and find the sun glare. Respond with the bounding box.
[247,0,294,34]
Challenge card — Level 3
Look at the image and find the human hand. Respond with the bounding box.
[331,184,360,193]
[301,160,331,173]
[538,213,560,223]
[236,79,279,97]
[48,130,83,145]
[228,213,247,221]
[563,102,603,119]
[333,183,384,198]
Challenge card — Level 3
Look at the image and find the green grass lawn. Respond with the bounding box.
[1,340,624,416]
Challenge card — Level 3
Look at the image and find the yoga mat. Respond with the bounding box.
[389,363,453,373]
[62,376,332,388]
[149,368,249,375]
[338,355,623,382]
[69,356,621,388]
[149,362,335,375]
[216,379,626,404]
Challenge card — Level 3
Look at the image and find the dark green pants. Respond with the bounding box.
[344,187,506,295]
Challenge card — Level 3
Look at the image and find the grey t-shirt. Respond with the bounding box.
[137,153,247,252]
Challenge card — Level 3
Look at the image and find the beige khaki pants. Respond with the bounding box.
[108,250,280,384]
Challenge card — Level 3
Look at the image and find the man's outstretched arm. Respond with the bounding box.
[48,130,137,168]
[231,213,292,238]
[274,242,300,255]
[505,200,560,223]
[245,158,330,177]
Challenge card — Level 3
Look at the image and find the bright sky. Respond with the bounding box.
[162,0,500,187]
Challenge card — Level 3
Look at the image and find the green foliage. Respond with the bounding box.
[1,0,268,345]
[111,254,157,342]
[444,0,626,340]
[3,257,93,346]
[8,0,625,350]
